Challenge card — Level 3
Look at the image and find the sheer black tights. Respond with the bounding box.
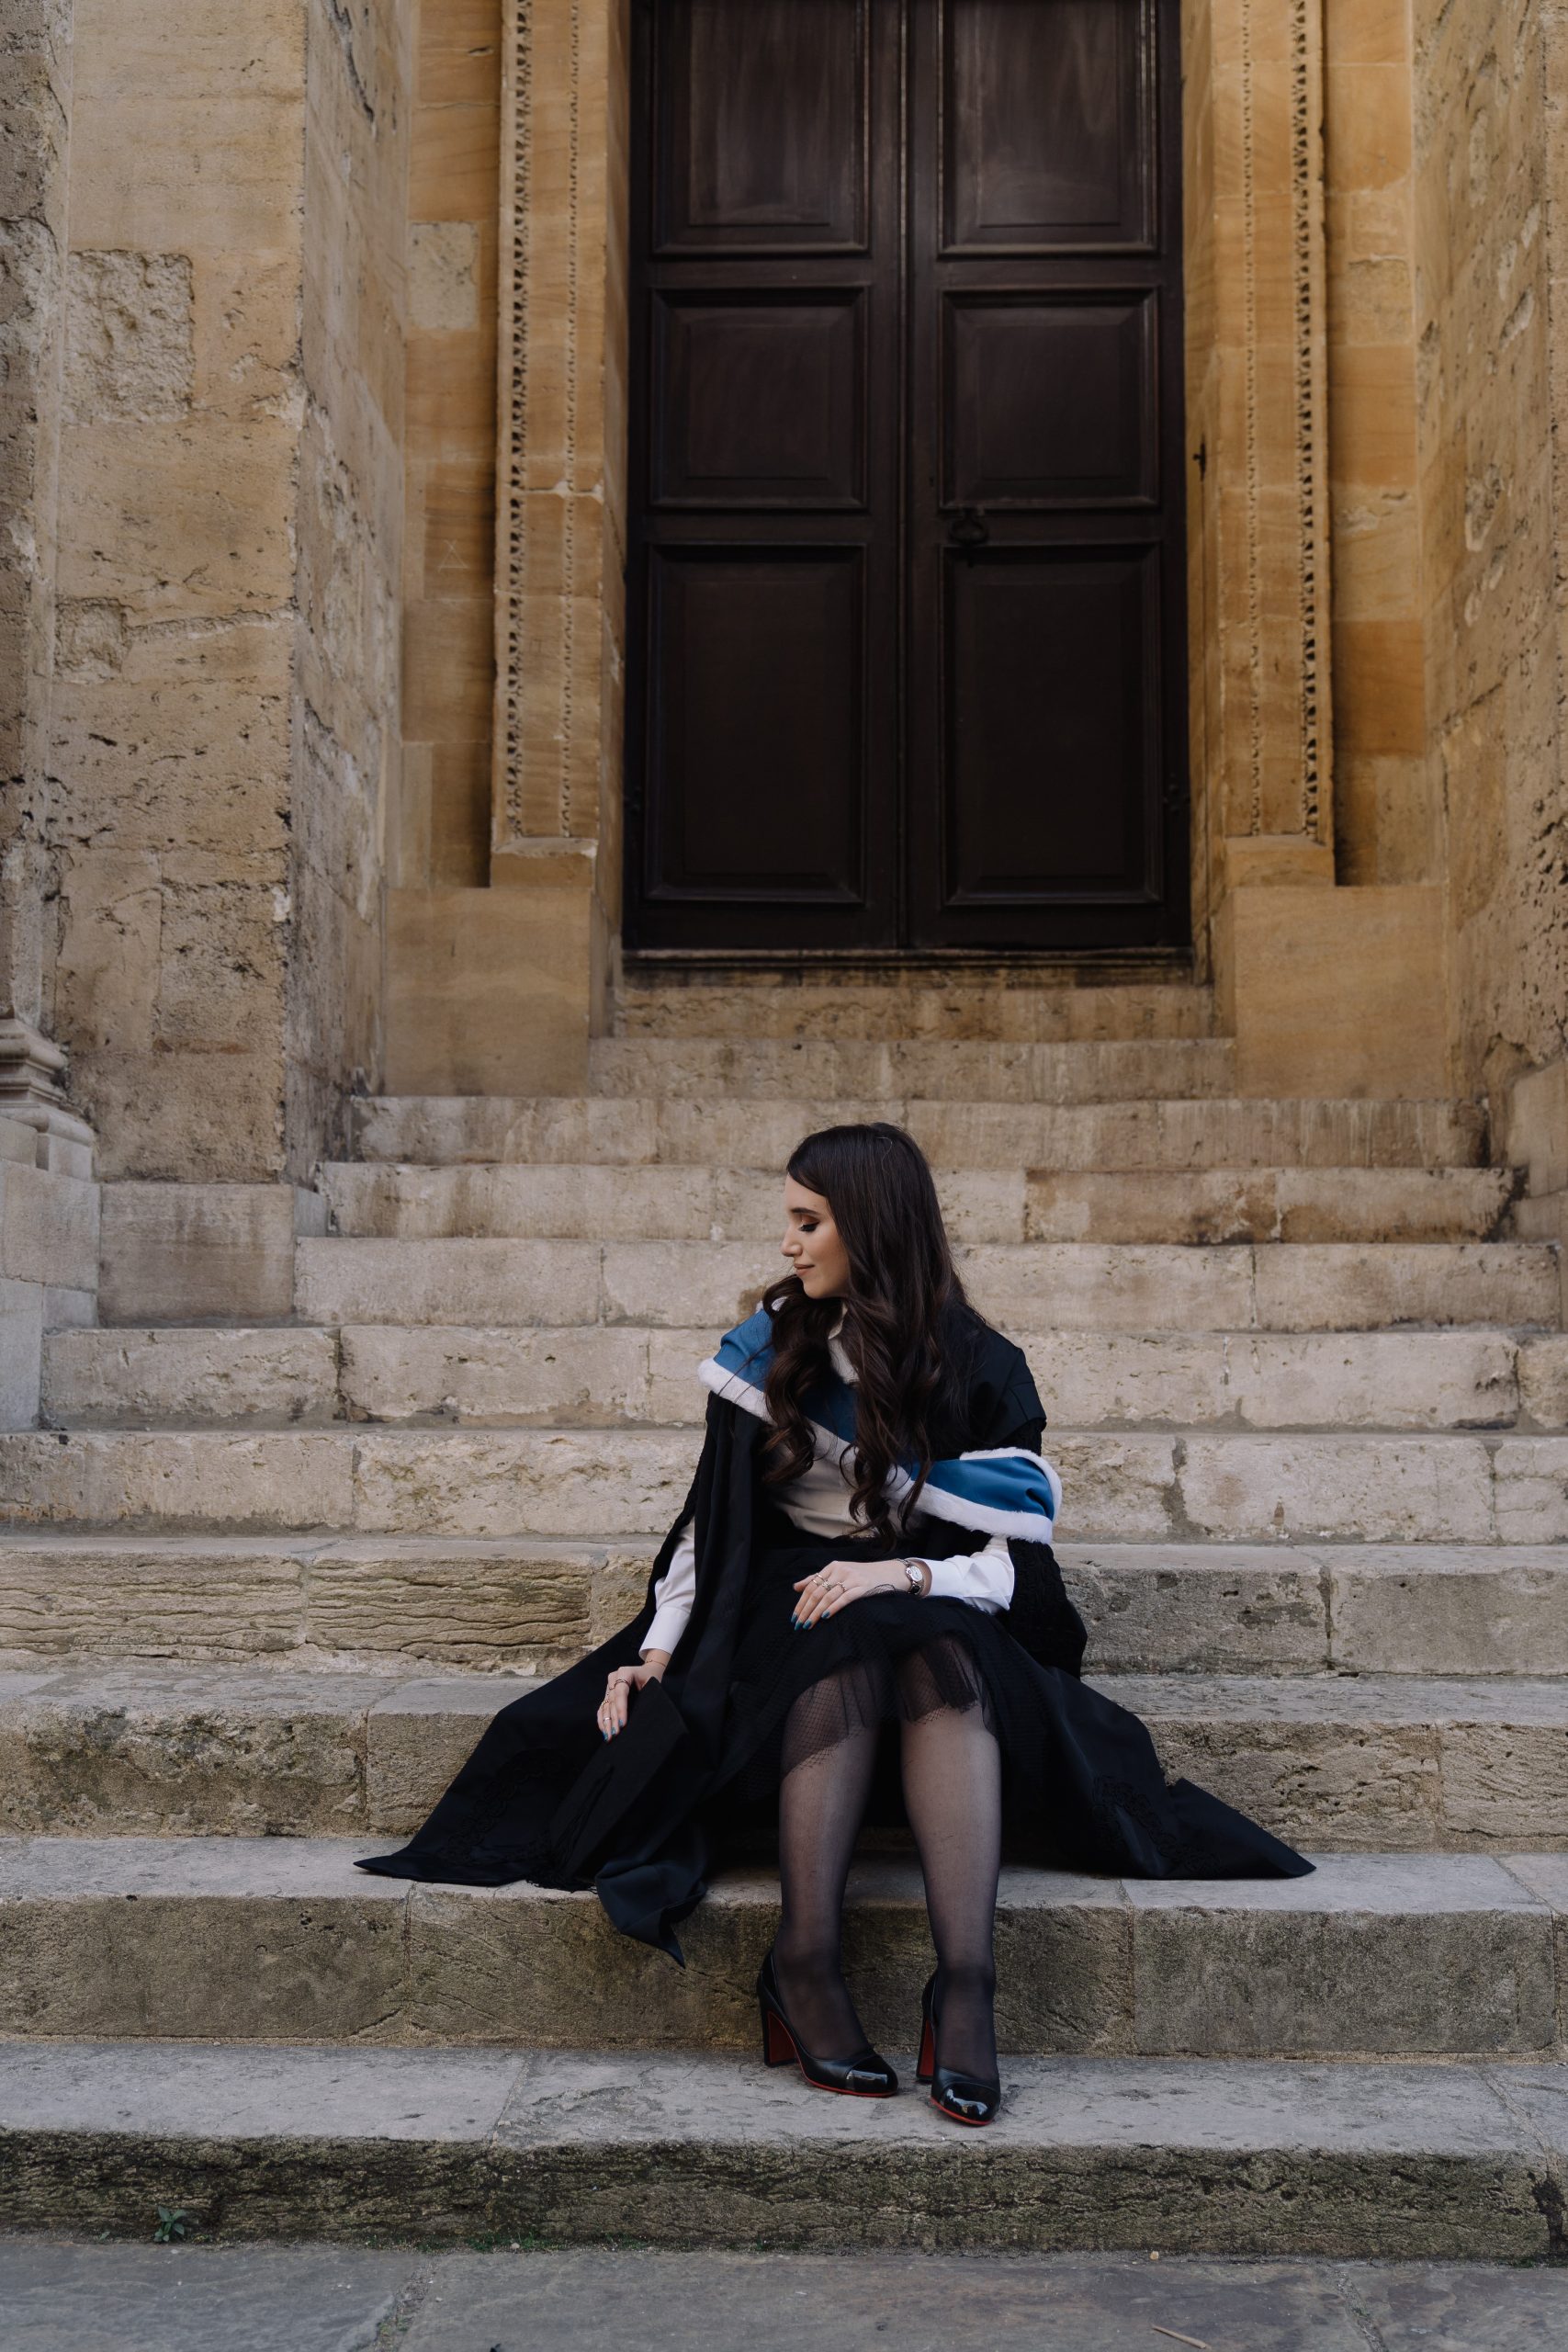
[773,1642,1002,2077]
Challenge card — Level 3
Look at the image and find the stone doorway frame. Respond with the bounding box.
[491,0,1334,967]
[434,1,1438,1095]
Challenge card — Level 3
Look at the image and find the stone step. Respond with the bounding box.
[1,2041,1562,2256]
[4,1534,1564,1680]
[286,1238,1561,1335]
[612,974,1219,1042]
[41,1322,1568,1433]
[2,1662,1566,1849]
[584,1037,1239,1103]
[2,1839,1562,2061]
[4,1425,1567,1543]
[350,1094,1490,1172]
[319,1159,1521,1245]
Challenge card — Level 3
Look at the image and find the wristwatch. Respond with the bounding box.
[902,1559,926,1595]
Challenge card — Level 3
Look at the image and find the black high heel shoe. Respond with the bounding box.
[916,1970,1002,2127]
[756,1951,898,2098]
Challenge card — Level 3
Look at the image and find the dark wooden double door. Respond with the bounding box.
[626,0,1188,954]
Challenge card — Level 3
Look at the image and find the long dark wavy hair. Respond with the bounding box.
[761,1122,975,1544]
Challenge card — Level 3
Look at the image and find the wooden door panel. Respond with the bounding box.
[653,0,870,252]
[628,0,1187,956]
[944,548,1161,899]
[652,290,867,508]
[644,548,866,906]
[944,292,1158,507]
[908,0,1186,948]
[942,0,1151,252]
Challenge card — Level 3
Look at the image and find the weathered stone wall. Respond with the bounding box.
[48,0,305,1180]
[0,0,73,1037]
[287,0,408,1175]
[28,0,404,1184]
[1415,0,1568,1109]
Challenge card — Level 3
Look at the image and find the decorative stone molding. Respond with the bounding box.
[1190,0,1335,867]
[493,0,628,888]
[489,0,1336,1014]
[0,1014,95,1173]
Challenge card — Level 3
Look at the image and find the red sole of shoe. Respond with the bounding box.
[763,2008,896,2097]
[931,2096,997,2127]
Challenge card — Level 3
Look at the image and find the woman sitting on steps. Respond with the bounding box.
[360,1120,1309,2126]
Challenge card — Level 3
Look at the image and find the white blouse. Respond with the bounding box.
[641,1330,1014,1658]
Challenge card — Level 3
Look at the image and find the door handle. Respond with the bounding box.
[948,506,989,548]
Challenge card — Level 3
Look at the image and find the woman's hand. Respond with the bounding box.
[792,1560,915,1629]
[597,1652,670,1739]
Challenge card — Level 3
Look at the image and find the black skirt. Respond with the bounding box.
[359,1498,1310,1951]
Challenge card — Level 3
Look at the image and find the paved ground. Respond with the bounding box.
[2,2242,1565,2350]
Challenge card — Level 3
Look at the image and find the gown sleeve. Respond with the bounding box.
[642,1521,697,1656]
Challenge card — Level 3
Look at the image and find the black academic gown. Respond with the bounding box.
[359,1317,1310,1956]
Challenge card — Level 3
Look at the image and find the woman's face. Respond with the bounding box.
[781,1175,852,1300]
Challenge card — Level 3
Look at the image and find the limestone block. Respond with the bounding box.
[1439,1706,1568,1847]
[1065,1544,1327,1674]
[350,1095,660,1167]
[1125,1686,1444,1849]
[1176,1435,1495,1543]
[0,1666,378,1835]
[75,1048,286,1186]
[1269,1168,1516,1243]
[323,1162,714,1244]
[40,1327,337,1425]
[1502,1855,1568,2045]
[69,96,306,255]
[385,888,592,1097]
[63,252,193,423]
[71,0,308,98]
[297,1238,602,1329]
[0,1164,99,1292]
[49,678,291,860]
[191,250,302,419]
[1045,1435,1178,1543]
[306,1541,593,1668]
[1491,1440,1568,1543]
[99,1183,304,1322]
[599,1240,772,1330]
[0,1838,409,2042]
[1026,1171,1279,1245]
[0,1536,308,1660]
[1031,1333,1232,1427]
[349,1430,693,1540]
[0,1278,44,1428]
[54,848,162,1054]
[153,876,287,1051]
[366,1675,534,1834]
[0,1429,354,1532]
[965,1245,1257,1334]
[410,224,479,332]
[1128,1855,1555,2056]
[1222,1330,1518,1431]
[646,1329,723,1424]
[1326,1550,1568,1676]
[1223,884,1450,1100]
[1508,1059,1568,1197]
[1518,1336,1568,1429]
[1253,1243,1559,1331]
[55,421,297,618]
[42,1289,95,1330]
[337,1326,652,1425]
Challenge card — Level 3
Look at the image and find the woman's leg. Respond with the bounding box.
[773,1671,880,2060]
[897,1641,1003,2082]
